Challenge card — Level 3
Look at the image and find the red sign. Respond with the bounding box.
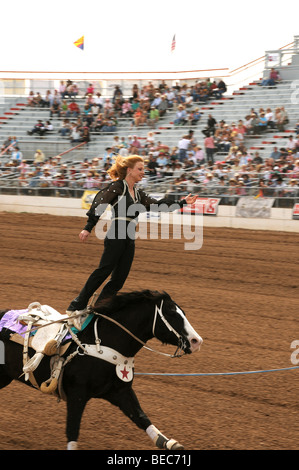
[181,198,220,216]
[292,203,299,219]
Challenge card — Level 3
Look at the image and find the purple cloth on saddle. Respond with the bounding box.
[0,309,29,337]
[0,308,76,342]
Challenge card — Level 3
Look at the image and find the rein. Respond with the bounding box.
[21,301,187,359]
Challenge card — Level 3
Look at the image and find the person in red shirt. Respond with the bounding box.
[66,101,80,118]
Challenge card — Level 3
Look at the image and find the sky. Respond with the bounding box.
[1,0,299,74]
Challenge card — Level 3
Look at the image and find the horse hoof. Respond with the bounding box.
[166,439,184,450]
[43,340,58,356]
[67,441,78,450]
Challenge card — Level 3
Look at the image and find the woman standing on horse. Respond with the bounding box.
[66,155,197,316]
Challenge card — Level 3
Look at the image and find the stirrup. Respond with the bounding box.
[23,352,44,374]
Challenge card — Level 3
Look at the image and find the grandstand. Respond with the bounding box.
[0,37,299,209]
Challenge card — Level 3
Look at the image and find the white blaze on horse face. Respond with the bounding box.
[176,306,203,353]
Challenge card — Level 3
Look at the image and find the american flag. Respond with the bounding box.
[171,34,176,52]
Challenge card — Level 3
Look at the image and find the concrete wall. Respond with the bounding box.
[1,195,298,233]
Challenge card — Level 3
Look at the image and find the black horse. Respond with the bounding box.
[0,290,202,450]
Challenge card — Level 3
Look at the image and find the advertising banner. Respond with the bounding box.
[236,197,275,218]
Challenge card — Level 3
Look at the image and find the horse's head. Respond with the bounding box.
[92,290,202,357]
[152,293,203,356]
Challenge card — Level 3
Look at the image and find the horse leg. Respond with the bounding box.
[107,387,184,450]
[65,385,88,450]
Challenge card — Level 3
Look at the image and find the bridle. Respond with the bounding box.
[152,300,188,357]
[92,299,188,358]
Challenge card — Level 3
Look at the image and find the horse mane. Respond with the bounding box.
[92,289,171,316]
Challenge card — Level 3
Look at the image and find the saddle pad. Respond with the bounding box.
[0,309,29,337]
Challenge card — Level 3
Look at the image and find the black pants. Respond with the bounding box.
[67,237,135,311]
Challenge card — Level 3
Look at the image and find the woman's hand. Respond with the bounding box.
[79,230,90,242]
[185,193,198,205]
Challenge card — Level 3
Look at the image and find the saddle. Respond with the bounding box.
[16,302,70,379]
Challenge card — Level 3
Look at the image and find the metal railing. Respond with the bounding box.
[0,181,298,209]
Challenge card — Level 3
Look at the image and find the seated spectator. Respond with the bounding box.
[103,98,113,117]
[185,92,193,108]
[94,92,104,110]
[270,146,281,161]
[34,149,45,164]
[166,88,176,107]
[93,113,104,132]
[188,108,201,126]
[70,125,81,144]
[80,126,90,144]
[265,108,275,129]
[256,112,268,133]
[275,107,285,131]
[244,115,254,134]
[50,99,61,118]
[59,81,66,99]
[101,116,117,133]
[40,169,52,187]
[44,121,54,133]
[122,99,133,117]
[148,106,160,128]
[151,93,162,108]
[129,136,141,154]
[286,135,297,151]
[157,95,168,117]
[132,107,147,128]
[261,68,281,86]
[214,80,227,99]
[286,178,298,197]
[112,85,123,104]
[59,119,72,137]
[27,120,46,136]
[43,90,53,108]
[131,84,139,101]
[147,153,159,179]
[280,106,289,128]
[60,100,69,117]
[113,98,123,117]
[11,146,23,163]
[250,114,261,134]
[66,100,80,118]
[34,92,46,107]
[194,146,205,164]
[174,105,187,125]
[1,136,16,154]
[85,83,95,97]
[27,91,36,107]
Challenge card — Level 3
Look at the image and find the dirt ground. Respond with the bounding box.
[0,211,299,451]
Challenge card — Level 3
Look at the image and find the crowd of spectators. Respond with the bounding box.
[1,126,299,203]
[1,77,298,203]
[23,78,228,141]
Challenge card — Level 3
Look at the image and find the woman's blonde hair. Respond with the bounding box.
[107,155,144,180]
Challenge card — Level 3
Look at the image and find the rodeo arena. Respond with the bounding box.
[0,35,299,456]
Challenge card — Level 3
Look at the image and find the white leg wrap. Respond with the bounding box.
[146,425,160,443]
[67,441,78,450]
